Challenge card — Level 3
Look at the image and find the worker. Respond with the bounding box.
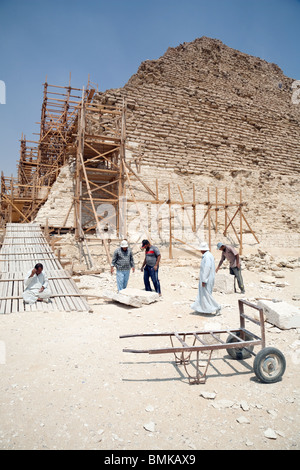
[111,240,135,291]
[191,241,221,315]
[140,239,161,295]
[23,263,52,304]
[216,242,245,294]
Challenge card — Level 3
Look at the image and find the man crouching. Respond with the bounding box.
[23,263,52,304]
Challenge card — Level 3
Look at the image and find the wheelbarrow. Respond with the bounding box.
[120,300,286,384]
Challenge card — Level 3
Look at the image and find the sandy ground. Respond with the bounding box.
[0,252,299,451]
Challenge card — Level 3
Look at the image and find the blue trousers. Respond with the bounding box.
[143,265,161,294]
[116,270,130,291]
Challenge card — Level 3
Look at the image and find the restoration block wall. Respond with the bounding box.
[94,37,300,175]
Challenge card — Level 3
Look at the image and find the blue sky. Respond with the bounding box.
[0,0,299,176]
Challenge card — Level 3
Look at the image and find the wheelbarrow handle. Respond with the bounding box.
[239,299,262,312]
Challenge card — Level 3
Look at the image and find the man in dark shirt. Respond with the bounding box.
[216,242,245,294]
[141,240,161,295]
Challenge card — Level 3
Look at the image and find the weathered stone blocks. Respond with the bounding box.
[257,300,300,329]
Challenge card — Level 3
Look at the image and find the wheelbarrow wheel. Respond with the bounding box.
[226,332,254,360]
[253,347,286,383]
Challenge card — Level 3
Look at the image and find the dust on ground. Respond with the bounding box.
[0,243,299,450]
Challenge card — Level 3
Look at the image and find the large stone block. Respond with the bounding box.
[103,288,159,308]
[213,273,234,294]
[257,300,300,330]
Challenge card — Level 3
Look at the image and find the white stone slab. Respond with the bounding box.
[213,273,234,293]
[103,288,159,308]
[257,300,300,329]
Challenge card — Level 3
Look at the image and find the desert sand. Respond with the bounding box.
[0,242,299,451]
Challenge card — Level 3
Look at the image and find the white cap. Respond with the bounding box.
[199,241,209,251]
[120,240,129,248]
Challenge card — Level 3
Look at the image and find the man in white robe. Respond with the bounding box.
[23,263,52,304]
[191,242,221,315]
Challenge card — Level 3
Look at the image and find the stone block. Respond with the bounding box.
[257,300,300,329]
[103,288,159,308]
[260,275,275,284]
[213,273,234,294]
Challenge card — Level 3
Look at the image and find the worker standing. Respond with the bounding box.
[140,239,161,296]
[111,240,135,291]
[191,242,221,315]
[216,242,245,294]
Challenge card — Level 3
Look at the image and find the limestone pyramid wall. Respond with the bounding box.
[34,38,300,242]
[95,37,300,175]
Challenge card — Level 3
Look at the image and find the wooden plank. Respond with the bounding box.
[0,271,5,314]
[0,223,90,313]
[0,276,72,282]
[56,277,74,311]
[52,278,69,311]
[67,277,90,311]
[0,293,92,300]
[2,274,10,313]
[5,277,13,314]
[17,276,24,313]
[12,273,18,313]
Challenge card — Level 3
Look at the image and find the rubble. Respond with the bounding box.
[212,399,235,410]
[260,275,275,284]
[199,391,217,400]
[143,422,156,433]
[264,428,277,440]
[236,416,250,424]
[242,251,300,272]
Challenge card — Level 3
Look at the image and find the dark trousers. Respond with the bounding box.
[144,265,161,294]
[231,267,245,293]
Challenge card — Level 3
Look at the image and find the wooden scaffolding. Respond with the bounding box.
[0,77,259,267]
[0,77,96,225]
[73,91,127,258]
